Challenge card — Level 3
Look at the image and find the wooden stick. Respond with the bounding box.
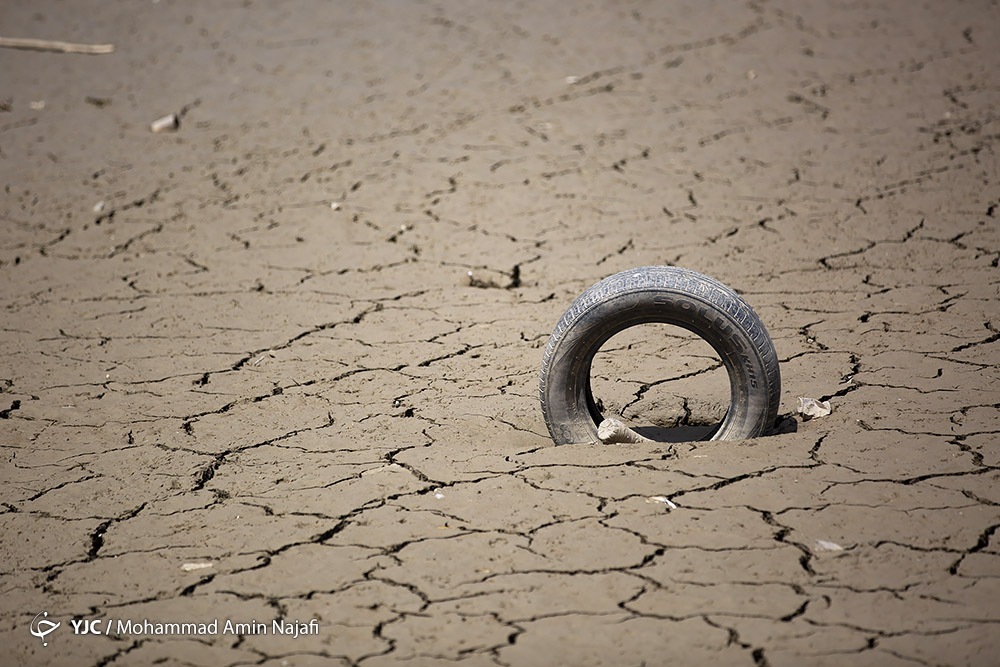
[0,37,114,55]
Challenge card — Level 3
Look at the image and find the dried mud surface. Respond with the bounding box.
[2,1,998,665]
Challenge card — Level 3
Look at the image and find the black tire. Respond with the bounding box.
[539,266,781,444]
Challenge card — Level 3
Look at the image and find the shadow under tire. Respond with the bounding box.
[539,266,781,444]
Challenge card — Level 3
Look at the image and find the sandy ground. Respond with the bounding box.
[2,0,999,665]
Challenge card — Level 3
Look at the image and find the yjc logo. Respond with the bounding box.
[30,612,60,646]
[69,618,104,634]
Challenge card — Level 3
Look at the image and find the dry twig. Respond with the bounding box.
[0,37,114,55]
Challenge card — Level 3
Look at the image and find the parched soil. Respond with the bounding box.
[1,1,998,665]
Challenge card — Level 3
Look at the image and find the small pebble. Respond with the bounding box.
[150,113,179,133]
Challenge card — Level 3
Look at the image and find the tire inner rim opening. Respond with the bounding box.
[588,323,730,442]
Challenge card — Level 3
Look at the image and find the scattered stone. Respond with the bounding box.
[813,539,844,553]
[465,265,521,290]
[180,562,214,572]
[797,396,832,420]
[150,113,179,133]
[598,417,654,444]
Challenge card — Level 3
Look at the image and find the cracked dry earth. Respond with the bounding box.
[1,1,999,666]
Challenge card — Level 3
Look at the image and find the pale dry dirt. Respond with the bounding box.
[2,1,999,666]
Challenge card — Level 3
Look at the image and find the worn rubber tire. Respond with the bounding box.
[539,266,781,444]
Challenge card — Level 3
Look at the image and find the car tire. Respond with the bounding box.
[539,266,781,444]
